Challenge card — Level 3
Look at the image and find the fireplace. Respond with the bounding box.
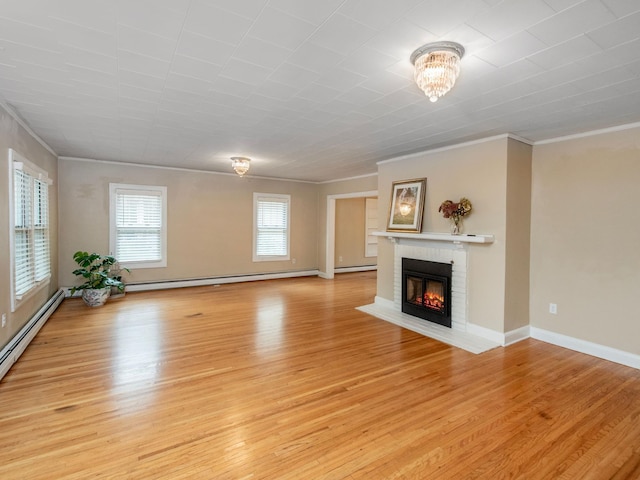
[402,258,452,328]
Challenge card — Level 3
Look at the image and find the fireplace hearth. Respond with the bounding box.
[402,258,452,328]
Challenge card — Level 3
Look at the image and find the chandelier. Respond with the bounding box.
[410,41,464,102]
[230,157,251,177]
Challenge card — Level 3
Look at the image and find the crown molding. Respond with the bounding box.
[534,121,640,145]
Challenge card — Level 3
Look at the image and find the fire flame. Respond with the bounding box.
[414,292,444,311]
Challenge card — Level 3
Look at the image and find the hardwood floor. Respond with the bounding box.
[1,271,639,479]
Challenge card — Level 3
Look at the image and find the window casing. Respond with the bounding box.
[109,184,167,269]
[253,193,290,262]
[9,149,51,312]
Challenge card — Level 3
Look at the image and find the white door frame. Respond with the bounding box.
[324,190,378,279]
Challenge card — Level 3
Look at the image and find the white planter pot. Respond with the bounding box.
[82,288,111,307]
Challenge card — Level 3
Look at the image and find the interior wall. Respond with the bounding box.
[0,104,58,351]
[316,175,378,276]
[377,138,510,332]
[58,159,319,287]
[503,139,532,332]
[530,126,640,354]
[334,197,375,268]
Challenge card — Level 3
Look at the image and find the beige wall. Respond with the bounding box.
[0,105,59,350]
[504,139,532,331]
[334,198,376,268]
[58,159,319,287]
[530,127,640,354]
[316,175,378,275]
[377,137,532,333]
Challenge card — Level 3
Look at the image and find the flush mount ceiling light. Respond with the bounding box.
[230,157,251,177]
[410,41,465,103]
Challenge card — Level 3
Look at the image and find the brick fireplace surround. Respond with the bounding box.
[358,232,499,354]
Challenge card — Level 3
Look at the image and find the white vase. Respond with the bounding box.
[82,288,111,307]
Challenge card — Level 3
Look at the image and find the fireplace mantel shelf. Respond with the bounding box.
[373,231,494,244]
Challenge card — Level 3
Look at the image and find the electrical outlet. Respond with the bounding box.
[292,258,296,264]
[549,303,557,314]
[1,313,6,328]
[339,256,343,263]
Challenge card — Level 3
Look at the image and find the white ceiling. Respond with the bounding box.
[0,0,639,182]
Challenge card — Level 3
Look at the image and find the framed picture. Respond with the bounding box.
[387,178,426,233]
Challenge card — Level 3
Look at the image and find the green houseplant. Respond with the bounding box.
[71,251,130,307]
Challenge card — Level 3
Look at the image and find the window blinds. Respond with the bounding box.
[256,197,289,257]
[14,169,33,296]
[114,189,163,263]
[12,155,51,303]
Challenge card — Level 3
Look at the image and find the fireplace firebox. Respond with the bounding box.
[402,258,452,328]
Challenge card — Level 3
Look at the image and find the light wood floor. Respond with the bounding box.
[1,272,639,479]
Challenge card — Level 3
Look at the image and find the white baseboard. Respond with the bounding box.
[530,327,640,370]
[0,289,65,381]
[334,265,377,273]
[64,270,321,295]
[466,323,505,345]
[504,325,531,346]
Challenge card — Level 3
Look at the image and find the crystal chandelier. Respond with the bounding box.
[410,41,465,103]
[230,157,251,177]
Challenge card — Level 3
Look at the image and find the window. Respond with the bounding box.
[253,193,290,261]
[9,149,51,311]
[109,184,167,269]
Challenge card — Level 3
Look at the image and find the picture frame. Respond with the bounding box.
[387,178,426,233]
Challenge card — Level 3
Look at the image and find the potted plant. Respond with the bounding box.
[70,251,130,307]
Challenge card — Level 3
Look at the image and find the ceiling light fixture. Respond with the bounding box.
[230,157,251,177]
[410,41,465,103]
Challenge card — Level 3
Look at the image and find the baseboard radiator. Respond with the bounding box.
[0,289,65,382]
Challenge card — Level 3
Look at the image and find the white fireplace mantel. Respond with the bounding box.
[373,231,494,244]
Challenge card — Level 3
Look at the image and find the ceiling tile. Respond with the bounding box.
[176,31,236,66]
[169,55,222,82]
[219,58,274,86]
[117,24,176,62]
[468,0,555,42]
[49,0,118,34]
[287,43,346,74]
[116,0,187,38]
[316,68,367,91]
[308,14,378,55]
[474,31,547,67]
[339,0,424,30]
[183,1,254,46]
[528,0,616,45]
[118,50,170,78]
[269,62,319,89]
[527,35,602,70]
[587,11,640,49]
[601,0,640,17]
[339,46,398,77]
[248,7,318,51]
[201,0,268,21]
[408,0,491,37]
[365,19,436,60]
[233,36,292,70]
[61,44,117,74]
[268,0,344,25]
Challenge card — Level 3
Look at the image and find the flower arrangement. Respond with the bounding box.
[439,197,472,234]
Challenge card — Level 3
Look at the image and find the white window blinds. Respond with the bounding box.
[10,149,51,311]
[14,169,33,297]
[110,184,167,268]
[254,194,290,261]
